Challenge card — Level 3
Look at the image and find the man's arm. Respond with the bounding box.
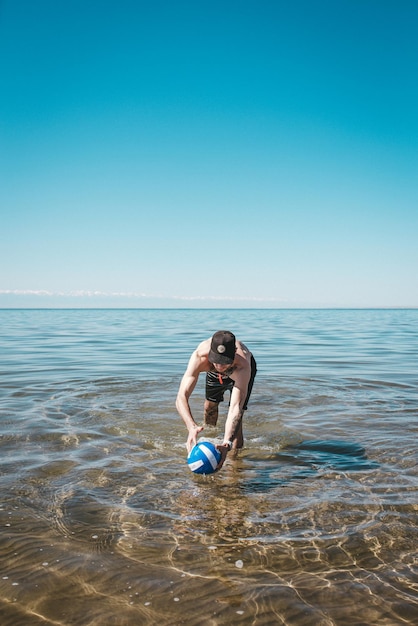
[176,351,205,452]
[225,364,251,440]
[215,366,251,468]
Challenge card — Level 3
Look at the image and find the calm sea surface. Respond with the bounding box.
[0,308,417,625]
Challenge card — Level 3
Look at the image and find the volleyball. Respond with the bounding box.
[187,441,221,475]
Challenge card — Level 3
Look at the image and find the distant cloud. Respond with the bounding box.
[1,290,58,296]
[0,289,150,297]
[0,289,288,303]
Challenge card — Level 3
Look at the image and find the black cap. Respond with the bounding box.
[208,331,236,365]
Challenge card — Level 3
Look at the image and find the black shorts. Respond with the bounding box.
[205,356,257,410]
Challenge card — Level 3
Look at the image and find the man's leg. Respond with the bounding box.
[204,399,219,426]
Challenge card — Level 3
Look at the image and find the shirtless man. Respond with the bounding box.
[176,330,257,469]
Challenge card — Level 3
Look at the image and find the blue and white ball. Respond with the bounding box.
[187,441,221,475]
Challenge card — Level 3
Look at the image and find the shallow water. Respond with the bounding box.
[0,308,417,625]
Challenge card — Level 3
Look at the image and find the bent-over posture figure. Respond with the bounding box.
[176,330,257,469]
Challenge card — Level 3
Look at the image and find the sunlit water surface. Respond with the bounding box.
[0,309,417,625]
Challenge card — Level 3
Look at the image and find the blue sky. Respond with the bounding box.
[1,0,417,308]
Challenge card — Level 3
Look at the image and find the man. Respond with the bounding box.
[176,330,257,470]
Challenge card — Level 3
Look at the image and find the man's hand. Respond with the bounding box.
[186,424,204,453]
[215,443,230,471]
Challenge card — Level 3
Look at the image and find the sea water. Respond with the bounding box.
[0,308,417,625]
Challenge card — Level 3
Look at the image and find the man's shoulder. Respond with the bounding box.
[236,340,252,360]
[187,339,210,373]
[195,337,211,358]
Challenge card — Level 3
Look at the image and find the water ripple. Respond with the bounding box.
[1,309,417,624]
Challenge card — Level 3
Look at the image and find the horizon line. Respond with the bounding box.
[1,291,417,309]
